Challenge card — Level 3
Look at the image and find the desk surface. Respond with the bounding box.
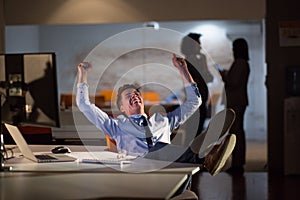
[4,145,200,174]
[2,144,199,199]
[1,172,187,200]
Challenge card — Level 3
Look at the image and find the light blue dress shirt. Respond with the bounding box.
[76,83,201,156]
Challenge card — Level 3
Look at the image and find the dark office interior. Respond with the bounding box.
[1,0,300,199]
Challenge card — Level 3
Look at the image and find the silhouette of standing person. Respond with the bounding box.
[27,61,56,124]
[220,38,250,174]
[180,33,213,137]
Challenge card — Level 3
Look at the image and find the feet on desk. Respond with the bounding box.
[203,134,236,176]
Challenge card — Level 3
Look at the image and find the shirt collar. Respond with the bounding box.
[130,113,148,119]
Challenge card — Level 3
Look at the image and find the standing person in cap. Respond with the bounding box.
[181,33,214,137]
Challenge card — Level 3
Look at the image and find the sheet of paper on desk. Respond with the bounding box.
[71,151,136,160]
[81,159,133,165]
[71,151,137,165]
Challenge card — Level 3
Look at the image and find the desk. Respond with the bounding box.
[2,145,200,199]
[4,145,200,174]
[1,172,188,199]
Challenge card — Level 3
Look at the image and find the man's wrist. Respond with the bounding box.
[190,83,200,97]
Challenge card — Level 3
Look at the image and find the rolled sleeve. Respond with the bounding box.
[168,83,202,131]
[76,83,116,137]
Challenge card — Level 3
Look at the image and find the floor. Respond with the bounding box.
[189,140,300,200]
[236,139,268,172]
[190,172,300,200]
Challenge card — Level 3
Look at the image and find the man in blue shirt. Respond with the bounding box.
[76,54,236,176]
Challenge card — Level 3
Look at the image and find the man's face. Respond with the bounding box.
[194,41,201,53]
[119,88,144,116]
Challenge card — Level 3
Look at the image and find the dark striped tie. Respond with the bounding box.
[140,116,153,149]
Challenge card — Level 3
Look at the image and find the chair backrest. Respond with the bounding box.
[60,93,105,109]
[99,90,116,102]
[142,92,160,103]
[90,95,105,107]
[60,93,75,109]
[105,135,118,152]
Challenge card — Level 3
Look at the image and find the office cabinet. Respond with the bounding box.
[284,97,300,175]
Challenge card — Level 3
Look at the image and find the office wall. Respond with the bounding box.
[0,0,4,53]
[5,26,39,52]
[266,0,300,174]
[4,0,265,25]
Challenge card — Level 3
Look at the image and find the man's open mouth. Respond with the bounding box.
[130,98,140,106]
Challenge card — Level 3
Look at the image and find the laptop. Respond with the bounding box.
[4,123,77,163]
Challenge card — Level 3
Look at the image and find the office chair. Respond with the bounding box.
[105,135,118,152]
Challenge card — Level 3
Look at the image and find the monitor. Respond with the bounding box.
[0,53,60,128]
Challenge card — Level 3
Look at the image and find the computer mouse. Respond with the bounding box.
[51,146,71,154]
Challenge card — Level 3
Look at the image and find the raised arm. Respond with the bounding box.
[167,54,202,131]
[76,62,118,138]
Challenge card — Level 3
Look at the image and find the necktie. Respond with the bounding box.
[139,116,153,149]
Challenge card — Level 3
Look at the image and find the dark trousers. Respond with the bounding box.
[229,105,247,167]
[145,142,204,164]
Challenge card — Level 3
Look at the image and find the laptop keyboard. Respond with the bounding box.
[35,154,57,160]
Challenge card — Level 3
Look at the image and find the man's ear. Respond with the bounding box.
[119,104,125,113]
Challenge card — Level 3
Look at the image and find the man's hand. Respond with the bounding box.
[172,54,194,84]
[77,62,92,84]
[78,62,92,72]
[172,54,187,71]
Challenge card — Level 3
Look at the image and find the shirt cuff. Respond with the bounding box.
[77,82,89,88]
[190,82,201,97]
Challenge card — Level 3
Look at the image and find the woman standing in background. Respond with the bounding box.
[220,38,250,174]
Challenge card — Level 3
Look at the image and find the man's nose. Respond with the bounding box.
[131,92,138,97]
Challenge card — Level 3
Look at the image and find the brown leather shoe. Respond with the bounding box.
[204,134,236,176]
